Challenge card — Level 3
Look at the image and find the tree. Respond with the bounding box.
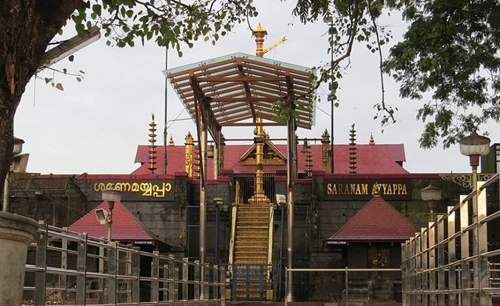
[384,0,500,148]
[294,0,500,149]
[0,0,256,205]
[2,0,498,200]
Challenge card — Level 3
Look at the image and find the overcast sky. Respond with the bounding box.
[14,1,496,175]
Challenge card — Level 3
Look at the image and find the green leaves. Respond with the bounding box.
[385,0,500,148]
[68,0,500,150]
[75,0,257,56]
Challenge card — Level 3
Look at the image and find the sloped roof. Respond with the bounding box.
[69,201,155,242]
[326,195,419,242]
[165,52,315,131]
[132,142,407,176]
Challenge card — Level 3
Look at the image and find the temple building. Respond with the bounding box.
[9,122,495,302]
[6,25,500,303]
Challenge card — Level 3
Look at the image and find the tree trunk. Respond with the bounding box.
[0,1,82,204]
[0,89,15,210]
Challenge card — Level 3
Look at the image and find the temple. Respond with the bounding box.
[7,25,500,304]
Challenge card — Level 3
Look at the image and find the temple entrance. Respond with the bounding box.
[368,246,393,300]
[368,246,390,282]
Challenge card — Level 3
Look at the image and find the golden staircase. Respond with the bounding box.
[228,200,274,300]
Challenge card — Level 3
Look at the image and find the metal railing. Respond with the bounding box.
[227,262,282,301]
[401,174,500,306]
[23,224,225,305]
[284,267,402,305]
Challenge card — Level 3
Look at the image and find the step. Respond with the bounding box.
[235,234,268,240]
[235,242,268,248]
[237,218,269,223]
[234,244,268,249]
[233,258,268,264]
[234,250,267,255]
[234,252,268,258]
[236,234,267,238]
[235,244,267,249]
[238,209,269,213]
[237,215,270,221]
[236,225,269,230]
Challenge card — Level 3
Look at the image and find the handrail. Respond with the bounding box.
[284,267,402,306]
[401,177,500,305]
[23,226,226,305]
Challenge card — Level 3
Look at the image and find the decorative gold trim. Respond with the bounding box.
[240,140,286,166]
[184,132,194,178]
[321,129,330,173]
[241,158,285,166]
[439,173,496,188]
[478,173,495,183]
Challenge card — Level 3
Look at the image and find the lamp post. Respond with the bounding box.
[3,137,24,212]
[324,14,335,174]
[102,187,122,242]
[459,131,490,301]
[460,131,491,174]
[420,183,441,222]
[213,197,223,264]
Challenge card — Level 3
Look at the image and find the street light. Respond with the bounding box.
[459,131,490,296]
[420,183,441,222]
[12,137,24,156]
[324,14,335,174]
[460,131,491,172]
[100,187,121,241]
[3,137,25,212]
[213,197,226,264]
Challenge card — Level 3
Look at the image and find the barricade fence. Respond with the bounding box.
[22,224,225,305]
[284,267,402,305]
[401,174,500,306]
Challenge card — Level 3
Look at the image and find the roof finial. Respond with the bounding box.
[372,183,381,197]
[349,124,357,174]
[148,114,157,174]
[252,24,267,57]
[369,133,375,145]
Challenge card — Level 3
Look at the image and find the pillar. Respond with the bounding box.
[0,212,38,305]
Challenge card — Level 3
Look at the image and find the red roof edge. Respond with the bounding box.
[295,178,312,184]
[327,195,419,242]
[312,170,326,176]
[75,173,176,180]
[324,173,442,179]
[174,171,189,177]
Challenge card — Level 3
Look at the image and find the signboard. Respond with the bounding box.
[326,241,347,245]
[324,179,412,201]
[86,180,175,202]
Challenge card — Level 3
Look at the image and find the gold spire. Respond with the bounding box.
[252,23,267,197]
[252,23,267,57]
[148,114,157,174]
[184,132,194,177]
[302,138,312,177]
[349,124,357,174]
[321,129,331,172]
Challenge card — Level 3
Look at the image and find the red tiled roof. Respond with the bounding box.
[69,201,155,241]
[132,142,408,176]
[327,195,419,242]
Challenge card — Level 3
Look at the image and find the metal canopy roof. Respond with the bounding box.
[165,52,316,143]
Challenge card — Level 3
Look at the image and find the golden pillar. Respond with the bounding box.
[252,24,267,197]
[321,129,331,172]
[184,132,194,177]
[148,114,157,174]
